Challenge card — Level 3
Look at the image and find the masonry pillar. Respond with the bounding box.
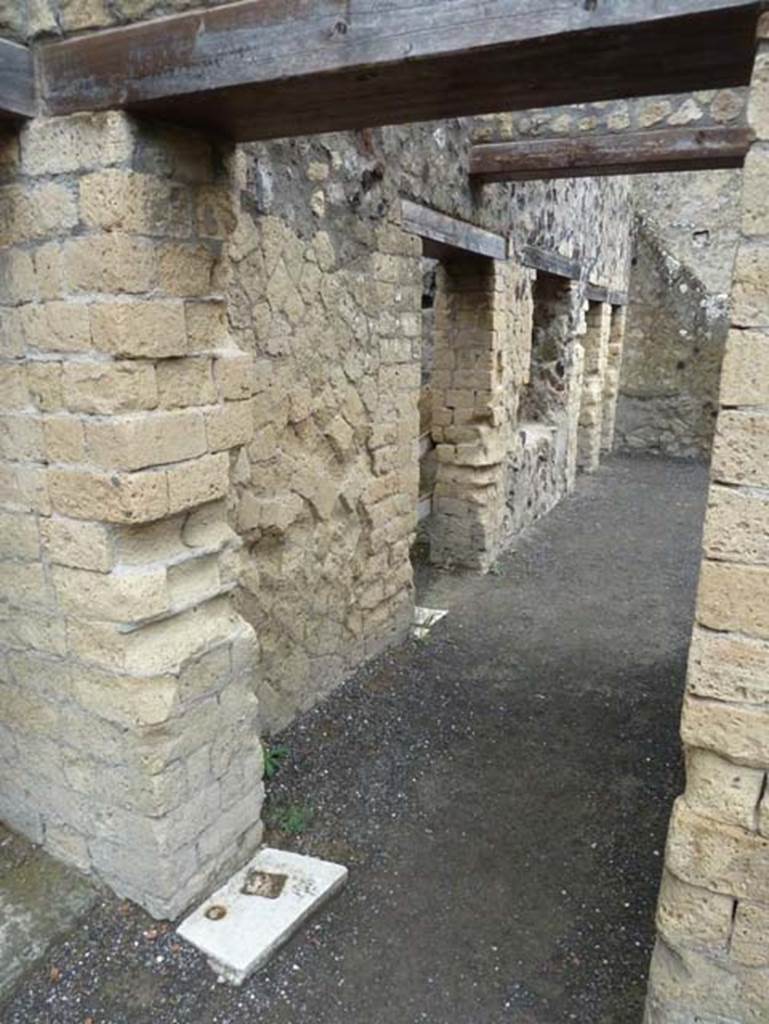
[645,20,769,1022]
[0,113,263,919]
[577,300,611,472]
[600,305,626,453]
[429,256,519,571]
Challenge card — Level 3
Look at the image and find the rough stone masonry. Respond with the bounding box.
[0,3,768,1023]
[645,17,769,1023]
[0,89,632,923]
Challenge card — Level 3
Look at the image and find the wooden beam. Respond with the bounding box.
[37,1,760,142]
[0,38,35,121]
[585,283,629,307]
[518,245,583,282]
[516,246,629,304]
[470,126,754,182]
[401,200,508,261]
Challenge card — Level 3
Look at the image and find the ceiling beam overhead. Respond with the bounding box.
[37,0,761,142]
[0,38,36,121]
[470,126,754,183]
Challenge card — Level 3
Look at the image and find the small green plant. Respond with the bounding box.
[268,803,313,835]
[262,742,290,780]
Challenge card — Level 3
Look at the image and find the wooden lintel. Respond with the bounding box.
[0,38,36,121]
[585,283,629,307]
[518,245,583,282]
[37,1,760,142]
[470,126,754,183]
[401,200,508,261]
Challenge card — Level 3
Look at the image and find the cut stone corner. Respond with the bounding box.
[176,847,348,986]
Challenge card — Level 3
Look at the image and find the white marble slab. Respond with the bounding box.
[177,847,348,985]
[412,606,448,640]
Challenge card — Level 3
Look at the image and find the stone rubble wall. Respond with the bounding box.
[616,215,734,459]
[0,0,634,911]
[477,89,748,143]
[577,301,613,472]
[646,19,769,1021]
[226,125,632,731]
[505,276,587,541]
[601,306,626,454]
[477,89,748,463]
[428,257,521,571]
[0,111,264,919]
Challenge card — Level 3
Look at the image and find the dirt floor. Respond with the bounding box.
[0,454,709,1024]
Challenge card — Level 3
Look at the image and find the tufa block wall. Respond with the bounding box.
[225,151,420,731]
[224,125,631,730]
[0,111,264,919]
[428,257,524,572]
[646,21,769,1023]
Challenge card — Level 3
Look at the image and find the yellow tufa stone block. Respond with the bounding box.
[84,409,207,471]
[731,243,769,329]
[62,360,158,415]
[48,465,169,523]
[719,328,769,407]
[704,485,769,566]
[155,357,215,409]
[42,516,113,573]
[697,559,769,641]
[89,299,188,359]
[52,563,169,623]
[20,113,135,177]
[63,234,158,295]
[21,302,91,354]
[711,409,769,487]
[204,400,253,452]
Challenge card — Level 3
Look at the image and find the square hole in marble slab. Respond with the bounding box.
[177,848,348,985]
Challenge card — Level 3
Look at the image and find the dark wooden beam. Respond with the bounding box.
[470,126,754,182]
[0,38,35,121]
[401,200,508,261]
[37,1,760,142]
[585,283,629,307]
[518,245,583,282]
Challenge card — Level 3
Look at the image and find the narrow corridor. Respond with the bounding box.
[3,455,709,1024]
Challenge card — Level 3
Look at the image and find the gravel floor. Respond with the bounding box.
[0,454,709,1024]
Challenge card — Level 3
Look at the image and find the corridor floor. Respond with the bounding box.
[1,454,710,1024]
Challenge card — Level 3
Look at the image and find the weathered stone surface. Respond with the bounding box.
[731,901,769,967]
[62,360,158,414]
[719,328,769,407]
[646,939,745,1024]
[89,300,188,359]
[85,410,208,471]
[684,748,765,830]
[656,869,734,953]
[688,628,769,706]
[696,559,769,641]
[666,799,769,903]
[41,516,112,572]
[21,112,135,176]
[731,244,769,329]
[703,484,769,566]
[741,146,769,237]
[48,465,169,523]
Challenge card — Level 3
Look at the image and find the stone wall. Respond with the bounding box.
[224,125,632,731]
[0,112,263,919]
[646,19,769,1021]
[616,171,742,458]
[0,100,633,911]
[0,0,635,914]
[480,88,748,462]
